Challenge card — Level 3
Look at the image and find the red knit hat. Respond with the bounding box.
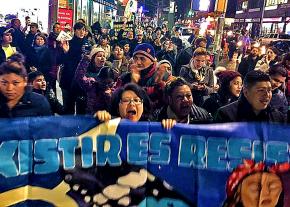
[216,71,241,86]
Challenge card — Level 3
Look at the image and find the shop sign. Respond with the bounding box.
[93,0,117,9]
[249,8,260,12]
[113,21,134,35]
[263,17,282,22]
[57,8,73,30]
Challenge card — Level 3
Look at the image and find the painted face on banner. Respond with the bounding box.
[240,172,282,207]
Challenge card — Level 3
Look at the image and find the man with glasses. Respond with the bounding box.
[215,70,286,123]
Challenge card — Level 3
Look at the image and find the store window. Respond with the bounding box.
[249,0,263,8]
[82,0,88,23]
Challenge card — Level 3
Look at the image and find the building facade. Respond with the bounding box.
[234,0,290,37]
[49,0,116,31]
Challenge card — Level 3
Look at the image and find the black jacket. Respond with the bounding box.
[203,92,238,117]
[152,105,213,124]
[0,90,52,118]
[215,94,286,123]
[33,88,64,115]
[238,55,260,78]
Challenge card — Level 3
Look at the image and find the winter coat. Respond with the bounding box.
[203,92,238,117]
[33,88,64,115]
[215,94,286,123]
[270,88,288,120]
[238,54,260,78]
[0,90,52,118]
[75,56,112,114]
[152,105,213,124]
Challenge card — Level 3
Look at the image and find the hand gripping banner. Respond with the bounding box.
[0,116,290,207]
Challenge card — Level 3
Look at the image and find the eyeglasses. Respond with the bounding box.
[120,98,143,105]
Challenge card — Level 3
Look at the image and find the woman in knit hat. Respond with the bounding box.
[74,47,114,114]
[203,70,242,117]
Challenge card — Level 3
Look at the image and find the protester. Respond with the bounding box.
[268,64,288,119]
[180,47,215,106]
[28,71,64,115]
[215,70,286,123]
[108,43,129,76]
[60,22,88,114]
[10,18,26,54]
[203,70,242,117]
[255,46,280,73]
[75,47,113,114]
[152,77,212,124]
[156,39,177,70]
[0,56,52,117]
[29,33,52,77]
[95,83,151,122]
[238,44,261,78]
[0,27,17,64]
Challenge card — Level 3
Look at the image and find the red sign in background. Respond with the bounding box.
[57,8,73,30]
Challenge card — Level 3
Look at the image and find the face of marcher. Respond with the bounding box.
[32,75,46,91]
[229,76,242,97]
[127,31,134,39]
[2,33,13,45]
[133,54,153,70]
[199,41,207,48]
[123,44,130,54]
[0,73,27,102]
[267,49,277,61]
[118,90,144,122]
[113,46,124,60]
[251,48,259,57]
[30,25,38,34]
[169,85,193,119]
[94,51,106,68]
[35,36,45,46]
[270,74,286,91]
[74,27,86,39]
[53,24,61,35]
[193,55,206,70]
[136,33,143,42]
[240,172,282,207]
[243,81,272,113]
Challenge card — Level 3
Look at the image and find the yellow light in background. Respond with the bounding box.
[216,0,227,13]
[261,46,266,55]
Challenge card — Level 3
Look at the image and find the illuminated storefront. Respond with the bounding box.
[0,0,49,32]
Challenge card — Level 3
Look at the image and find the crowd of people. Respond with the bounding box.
[0,17,290,127]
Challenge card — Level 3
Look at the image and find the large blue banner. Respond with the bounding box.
[1,116,290,207]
